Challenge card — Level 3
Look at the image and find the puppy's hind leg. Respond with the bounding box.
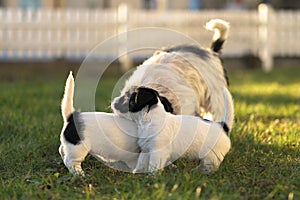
[200,137,230,174]
[63,144,89,177]
[200,149,224,174]
[199,127,231,174]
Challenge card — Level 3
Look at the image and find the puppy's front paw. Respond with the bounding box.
[148,156,167,173]
[133,153,149,173]
[148,164,159,173]
[69,165,85,177]
[167,161,177,169]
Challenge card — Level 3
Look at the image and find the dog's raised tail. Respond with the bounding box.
[205,19,230,53]
[61,71,75,121]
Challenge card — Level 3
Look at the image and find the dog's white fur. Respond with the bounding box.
[206,19,230,42]
[131,88,232,174]
[59,72,140,176]
[112,19,234,130]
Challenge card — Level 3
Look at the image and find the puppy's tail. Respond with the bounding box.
[61,71,75,122]
[205,19,230,53]
[221,87,234,135]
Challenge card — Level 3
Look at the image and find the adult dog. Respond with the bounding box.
[112,19,234,130]
[59,72,140,176]
[128,87,233,174]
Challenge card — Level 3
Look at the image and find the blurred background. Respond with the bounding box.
[0,0,300,77]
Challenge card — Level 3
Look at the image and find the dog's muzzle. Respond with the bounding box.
[114,96,129,113]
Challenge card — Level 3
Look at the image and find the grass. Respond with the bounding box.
[0,66,299,199]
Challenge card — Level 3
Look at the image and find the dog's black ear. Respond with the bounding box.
[159,96,174,113]
[129,87,158,112]
[129,92,138,112]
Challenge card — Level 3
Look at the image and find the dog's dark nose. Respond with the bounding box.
[114,98,129,113]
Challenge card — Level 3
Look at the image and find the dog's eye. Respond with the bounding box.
[129,92,138,111]
[129,100,135,107]
[129,100,136,110]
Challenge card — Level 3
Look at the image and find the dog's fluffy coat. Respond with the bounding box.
[59,72,140,176]
[129,87,232,174]
[112,19,234,130]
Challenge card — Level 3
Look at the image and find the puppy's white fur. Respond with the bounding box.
[131,88,232,174]
[59,72,139,176]
[112,19,234,130]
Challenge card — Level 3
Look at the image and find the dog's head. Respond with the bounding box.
[111,87,137,120]
[129,87,174,113]
[112,87,173,120]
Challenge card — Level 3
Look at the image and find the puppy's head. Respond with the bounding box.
[129,87,159,113]
[112,86,173,120]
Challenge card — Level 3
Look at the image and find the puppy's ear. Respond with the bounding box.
[129,92,138,112]
[129,87,158,112]
[159,96,174,113]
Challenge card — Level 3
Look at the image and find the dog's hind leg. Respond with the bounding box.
[200,150,224,174]
[200,137,230,174]
[63,144,88,177]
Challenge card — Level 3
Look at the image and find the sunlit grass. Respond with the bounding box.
[0,67,299,199]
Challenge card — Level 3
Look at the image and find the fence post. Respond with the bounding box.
[258,2,274,72]
[118,3,132,72]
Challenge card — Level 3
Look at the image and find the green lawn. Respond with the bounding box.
[0,66,299,199]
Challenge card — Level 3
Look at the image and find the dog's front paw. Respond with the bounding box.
[148,164,160,173]
[133,153,149,173]
[69,165,85,177]
[148,156,168,173]
[132,167,147,174]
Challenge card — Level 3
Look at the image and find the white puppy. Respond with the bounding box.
[59,72,140,176]
[129,87,232,174]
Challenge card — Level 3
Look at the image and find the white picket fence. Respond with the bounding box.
[0,6,300,71]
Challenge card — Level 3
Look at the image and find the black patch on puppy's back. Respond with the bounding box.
[220,122,230,136]
[129,87,159,113]
[202,119,230,136]
[63,112,84,145]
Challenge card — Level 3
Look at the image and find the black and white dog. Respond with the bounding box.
[129,87,233,174]
[112,19,234,130]
[59,72,140,176]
